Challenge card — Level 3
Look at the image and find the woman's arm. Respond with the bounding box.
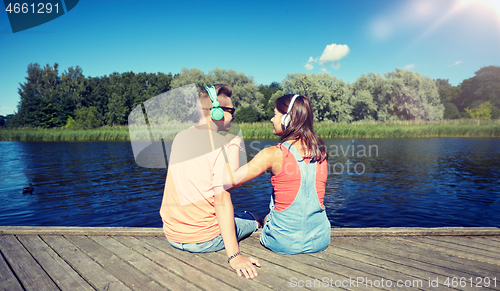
[224,145,282,187]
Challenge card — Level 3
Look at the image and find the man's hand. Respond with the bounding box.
[229,254,260,279]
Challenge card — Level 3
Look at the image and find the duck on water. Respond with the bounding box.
[22,183,34,193]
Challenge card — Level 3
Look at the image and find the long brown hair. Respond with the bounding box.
[275,94,328,163]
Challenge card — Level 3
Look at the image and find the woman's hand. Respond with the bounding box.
[229,254,261,279]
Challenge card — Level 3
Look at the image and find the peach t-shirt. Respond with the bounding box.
[159,127,241,243]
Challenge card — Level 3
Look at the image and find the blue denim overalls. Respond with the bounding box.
[260,141,331,254]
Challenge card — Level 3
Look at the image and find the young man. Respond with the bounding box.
[159,84,260,279]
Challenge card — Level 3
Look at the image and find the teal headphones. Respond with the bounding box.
[205,86,224,121]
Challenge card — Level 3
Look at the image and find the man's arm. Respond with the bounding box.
[214,190,260,279]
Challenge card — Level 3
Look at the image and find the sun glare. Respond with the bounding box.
[408,0,500,47]
[457,0,500,27]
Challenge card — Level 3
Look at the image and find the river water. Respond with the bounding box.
[0,138,499,228]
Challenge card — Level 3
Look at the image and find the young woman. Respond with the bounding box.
[226,94,330,254]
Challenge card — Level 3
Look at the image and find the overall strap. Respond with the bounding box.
[280,141,313,165]
[281,141,300,161]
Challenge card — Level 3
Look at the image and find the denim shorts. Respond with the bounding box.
[167,211,259,253]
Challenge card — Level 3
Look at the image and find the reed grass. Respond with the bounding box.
[241,119,500,139]
[0,126,130,141]
[1,119,499,141]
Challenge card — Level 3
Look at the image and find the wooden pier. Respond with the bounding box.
[1,226,499,290]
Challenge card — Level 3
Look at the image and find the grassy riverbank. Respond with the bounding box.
[0,119,499,141]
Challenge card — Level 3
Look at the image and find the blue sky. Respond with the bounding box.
[1,0,500,116]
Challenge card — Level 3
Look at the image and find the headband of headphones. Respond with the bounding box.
[205,86,219,107]
[287,94,300,114]
[281,94,300,129]
[205,86,224,120]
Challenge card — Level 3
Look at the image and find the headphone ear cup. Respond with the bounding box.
[281,114,291,128]
[211,107,224,121]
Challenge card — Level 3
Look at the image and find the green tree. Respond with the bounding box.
[65,116,76,129]
[443,102,460,119]
[380,68,444,120]
[38,103,58,128]
[259,82,281,120]
[4,114,16,128]
[0,115,5,127]
[56,66,87,126]
[457,66,500,111]
[264,89,288,120]
[491,105,500,119]
[73,106,101,129]
[349,73,383,121]
[435,78,451,90]
[233,105,262,122]
[89,75,110,125]
[281,73,352,122]
[16,63,60,127]
[435,79,462,103]
[465,100,492,119]
[105,92,128,125]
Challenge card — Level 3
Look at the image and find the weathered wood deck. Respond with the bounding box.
[1,227,499,290]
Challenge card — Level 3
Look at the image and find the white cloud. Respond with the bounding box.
[403,64,415,70]
[318,44,350,65]
[305,44,349,72]
[448,61,462,67]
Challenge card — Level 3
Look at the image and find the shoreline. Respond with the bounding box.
[1,119,499,141]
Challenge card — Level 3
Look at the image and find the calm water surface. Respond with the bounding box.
[0,138,499,228]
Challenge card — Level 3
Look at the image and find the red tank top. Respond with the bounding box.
[270,144,328,211]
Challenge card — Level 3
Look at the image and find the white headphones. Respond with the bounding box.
[280,94,300,129]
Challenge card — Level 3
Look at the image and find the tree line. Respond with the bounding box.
[2,63,172,128]
[2,64,499,128]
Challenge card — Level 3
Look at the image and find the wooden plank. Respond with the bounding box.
[309,244,431,290]
[330,237,486,290]
[368,237,500,277]
[427,236,500,254]
[41,235,132,290]
[2,226,500,237]
[92,235,201,291]
[67,235,165,291]
[241,237,376,291]
[245,236,391,291]
[0,226,163,236]
[114,235,225,291]
[411,237,500,265]
[0,235,59,291]
[0,249,24,291]
[143,236,273,291]
[17,235,94,291]
[400,237,500,266]
[330,227,500,237]
[231,245,328,290]
[198,247,313,290]
[468,237,500,248]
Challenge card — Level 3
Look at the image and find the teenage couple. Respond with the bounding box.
[159,84,330,279]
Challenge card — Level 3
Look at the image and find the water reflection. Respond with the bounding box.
[0,138,498,228]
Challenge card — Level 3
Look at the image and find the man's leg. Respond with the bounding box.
[234,211,260,241]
